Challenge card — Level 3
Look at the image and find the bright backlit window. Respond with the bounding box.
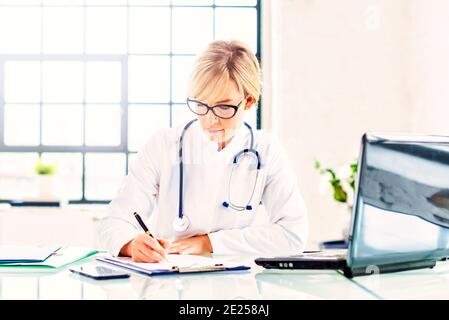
[0,0,260,203]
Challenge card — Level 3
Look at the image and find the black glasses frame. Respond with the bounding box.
[186,98,245,119]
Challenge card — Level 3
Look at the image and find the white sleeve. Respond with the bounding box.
[96,132,163,256]
[208,138,309,256]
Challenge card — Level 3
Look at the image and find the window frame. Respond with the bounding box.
[0,0,262,204]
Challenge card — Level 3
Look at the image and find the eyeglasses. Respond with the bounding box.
[186,98,244,119]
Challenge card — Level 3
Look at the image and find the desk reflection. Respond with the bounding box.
[254,269,375,300]
[0,257,374,300]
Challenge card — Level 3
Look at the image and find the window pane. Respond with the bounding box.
[128,152,137,172]
[129,0,170,4]
[172,8,213,54]
[85,0,127,5]
[172,0,213,4]
[41,153,82,200]
[129,7,170,54]
[4,104,40,146]
[128,104,169,152]
[128,56,170,103]
[85,105,121,146]
[215,0,257,5]
[42,61,84,103]
[86,61,121,103]
[85,153,126,200]
[215,8,257,54]
[172,103,195,128]
[172,55,196,103]
[42,104,83,145]
[86,7,127,54]
[0,0,41,4]
[43,0,84,4]
[0,8,41,54]
[43,7,84,54]
[0,153,39,200]
[4,61,41,103]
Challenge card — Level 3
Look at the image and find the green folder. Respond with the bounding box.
[0,246,98,270]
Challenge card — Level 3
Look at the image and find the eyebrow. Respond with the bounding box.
[214,99,233,104]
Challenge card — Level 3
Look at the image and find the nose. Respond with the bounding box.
[204,109,219,125]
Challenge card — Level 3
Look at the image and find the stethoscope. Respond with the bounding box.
[172,119,262,232]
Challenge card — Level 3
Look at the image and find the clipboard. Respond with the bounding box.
[96,256,250,276]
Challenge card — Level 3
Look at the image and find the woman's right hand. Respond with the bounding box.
[120,233,169,262]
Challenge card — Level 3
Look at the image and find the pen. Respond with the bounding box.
[133,212,168,262]
[133,212,153,237]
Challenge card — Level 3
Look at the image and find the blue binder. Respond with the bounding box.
[96,256,250,276]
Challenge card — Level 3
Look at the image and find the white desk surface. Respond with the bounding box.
[3,254,449,300]
[0,254,375,300]
[352,259,449,300]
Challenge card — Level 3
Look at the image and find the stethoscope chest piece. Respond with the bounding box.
[172,215,190,232]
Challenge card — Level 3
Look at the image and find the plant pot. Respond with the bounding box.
[37,175,56,200]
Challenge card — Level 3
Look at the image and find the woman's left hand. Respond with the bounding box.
[166,234,213,255]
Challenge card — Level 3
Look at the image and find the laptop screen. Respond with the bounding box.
[348,134,449,268]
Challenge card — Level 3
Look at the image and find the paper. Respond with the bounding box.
[0,246,98,268]
[0,245,61,263]
[104,254,240,271]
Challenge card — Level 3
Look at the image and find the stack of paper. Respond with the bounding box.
[0,245,61,263]
[0,246,98,269]
[97,254,250,276]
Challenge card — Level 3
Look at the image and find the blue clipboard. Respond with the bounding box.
[96,256,250,276]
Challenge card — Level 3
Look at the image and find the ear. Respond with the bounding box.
[244,96,256,110]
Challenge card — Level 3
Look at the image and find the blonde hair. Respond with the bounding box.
[188,40,261,106]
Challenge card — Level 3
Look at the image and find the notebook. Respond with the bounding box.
[0,245,61,263]
[0,246,98,269]
[97,254,250,276]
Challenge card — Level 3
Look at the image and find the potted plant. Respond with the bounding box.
[35,159,57,200]
[314,159,358,246]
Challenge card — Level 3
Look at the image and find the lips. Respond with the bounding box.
[207,128,224,134]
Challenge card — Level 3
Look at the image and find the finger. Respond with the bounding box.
[181,246,193,254]
[166,243,182,254]
[174,244,190,255]
[142,236,166,257]
[133,239,165,262]
[158,238,170,249]
[147,250,165,262]
[132,249,156,263]
[136,246,164,263]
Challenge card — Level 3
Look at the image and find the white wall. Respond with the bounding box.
[263,0,449,249]
[408,1,449,134]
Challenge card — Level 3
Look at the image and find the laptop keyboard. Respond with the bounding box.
[290,249,347,259]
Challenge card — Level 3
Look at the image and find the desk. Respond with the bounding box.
[3,254,449,300]
[0,255,374,300]
[352,260,449,300]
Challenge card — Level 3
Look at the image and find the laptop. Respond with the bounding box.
[255,133,449,277]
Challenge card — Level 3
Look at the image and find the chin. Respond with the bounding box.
[208,134,225,142]
[202,127,235,143]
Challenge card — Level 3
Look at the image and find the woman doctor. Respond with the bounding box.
[98,40,308,262]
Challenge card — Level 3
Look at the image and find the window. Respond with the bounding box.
[0,0,261,203]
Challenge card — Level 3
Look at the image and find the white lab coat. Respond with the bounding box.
[97,120,308,257]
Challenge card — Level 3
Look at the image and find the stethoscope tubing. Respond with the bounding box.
[177,119,261,229]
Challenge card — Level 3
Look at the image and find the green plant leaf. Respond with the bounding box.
[333,184,347,203]
[35,161,56,175]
